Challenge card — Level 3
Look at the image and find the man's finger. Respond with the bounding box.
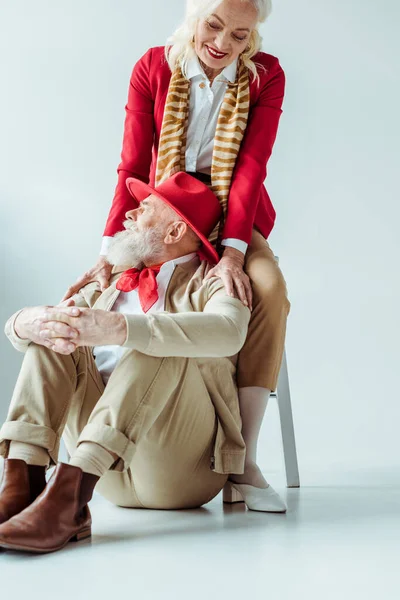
[51,338,77,355]
[39,322,79,340]
[42,338,55,350]
[44,308,81,324]
[65,307,80,316]
[57,306,80,316]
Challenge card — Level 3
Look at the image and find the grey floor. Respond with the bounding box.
[0,465,399,599]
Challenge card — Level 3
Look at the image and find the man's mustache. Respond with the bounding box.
[110,221,139,242]
[122,219,138,232]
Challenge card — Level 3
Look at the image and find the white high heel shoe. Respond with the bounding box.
[223,479,287,513]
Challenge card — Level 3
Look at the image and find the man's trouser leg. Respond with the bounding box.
[0,344,227,510]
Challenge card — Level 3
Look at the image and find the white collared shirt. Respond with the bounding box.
[184,53,237,175]
[93,252,197,385]
[100,54,248,258]
[184,53,247,255]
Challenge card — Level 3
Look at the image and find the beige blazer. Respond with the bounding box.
[4,256,251,474]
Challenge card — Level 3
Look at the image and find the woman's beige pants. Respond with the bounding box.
[0,345,228,509]
[237,229,291,390]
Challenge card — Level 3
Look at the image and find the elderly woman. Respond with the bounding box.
[64,0,290,512]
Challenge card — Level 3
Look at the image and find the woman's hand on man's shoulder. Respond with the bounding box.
[204,248,253,310]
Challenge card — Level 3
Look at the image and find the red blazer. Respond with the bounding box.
[104,46,285,245]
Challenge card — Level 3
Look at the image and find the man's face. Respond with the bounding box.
[125,194,168,233]
[106,194,175,267]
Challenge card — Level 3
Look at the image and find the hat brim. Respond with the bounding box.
[126,178,220,265]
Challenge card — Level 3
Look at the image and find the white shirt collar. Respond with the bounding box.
[186,53,238,84]
[158,252,198,275]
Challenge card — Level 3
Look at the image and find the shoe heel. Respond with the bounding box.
[223,481,244,504]
[70,527,91,542]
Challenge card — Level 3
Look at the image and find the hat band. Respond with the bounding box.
[186,171,212,186]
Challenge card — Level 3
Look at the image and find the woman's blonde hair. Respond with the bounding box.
[165,0,272,84]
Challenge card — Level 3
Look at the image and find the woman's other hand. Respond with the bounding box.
[61,256,113,302]
[204,247,253,310]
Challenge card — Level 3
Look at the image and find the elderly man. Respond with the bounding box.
[0,172,256,554]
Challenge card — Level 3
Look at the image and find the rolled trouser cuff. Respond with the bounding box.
[0,421,58,467]
[76,423,136,472]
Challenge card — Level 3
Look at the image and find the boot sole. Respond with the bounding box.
[0,527,92,554]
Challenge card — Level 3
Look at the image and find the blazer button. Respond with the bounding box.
[199,82,206,89]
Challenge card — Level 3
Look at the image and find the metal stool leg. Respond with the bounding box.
[275,348,300,487]
[271,255,300,488]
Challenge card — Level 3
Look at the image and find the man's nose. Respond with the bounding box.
[125,208,137,221]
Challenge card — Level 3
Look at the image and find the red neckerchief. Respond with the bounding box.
[116,264,163,313]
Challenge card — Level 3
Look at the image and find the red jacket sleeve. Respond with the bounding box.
[221,57,285,244]
[103,48,155,237]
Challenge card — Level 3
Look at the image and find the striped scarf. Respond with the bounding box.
[155,55,250,247]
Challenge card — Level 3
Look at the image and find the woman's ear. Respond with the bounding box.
[164,221,188,245]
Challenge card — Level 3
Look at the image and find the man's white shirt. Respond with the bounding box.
[93,252,197,385]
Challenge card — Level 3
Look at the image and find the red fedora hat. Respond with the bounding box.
[125,172,222,264]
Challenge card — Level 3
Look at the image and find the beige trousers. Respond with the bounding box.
[0,345,227,509]
[237,229,291,390]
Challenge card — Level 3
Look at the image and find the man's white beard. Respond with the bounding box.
[107,222,165,268]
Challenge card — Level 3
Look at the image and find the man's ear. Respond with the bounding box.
[164,221,188,245]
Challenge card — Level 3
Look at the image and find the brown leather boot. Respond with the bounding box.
[0,459,47,524]
[0,462,100,553]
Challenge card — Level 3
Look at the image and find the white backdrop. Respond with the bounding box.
[1,0,399,481]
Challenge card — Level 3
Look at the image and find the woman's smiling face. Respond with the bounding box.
[194,0,258,71]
